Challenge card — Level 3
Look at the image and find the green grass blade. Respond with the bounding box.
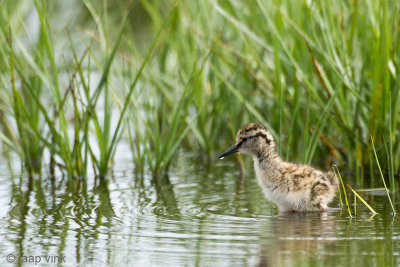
[347,184,377,214]
[333,165,352,217]
[106,1,182,165]
[371,135,396,214]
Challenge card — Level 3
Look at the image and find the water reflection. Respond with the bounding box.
[1,155,400,266]
[8,178,33,267]
[152,174,181,217]
[5,175,118,266]
[258,212,337,266]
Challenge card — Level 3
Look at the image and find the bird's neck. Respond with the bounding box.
[253,148,281,167]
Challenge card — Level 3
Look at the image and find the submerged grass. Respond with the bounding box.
[0,0,399,190]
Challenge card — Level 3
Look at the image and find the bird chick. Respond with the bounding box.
[219,123,337,212]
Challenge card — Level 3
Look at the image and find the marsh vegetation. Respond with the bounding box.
[1,0,399,182]
[1,0,400,265]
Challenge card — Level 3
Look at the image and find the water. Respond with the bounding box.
[0,153,399,266]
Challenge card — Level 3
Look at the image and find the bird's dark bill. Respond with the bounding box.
[218,144,239,159]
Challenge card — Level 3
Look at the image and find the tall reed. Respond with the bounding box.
[371,136,396,214]
[0,0,399,184]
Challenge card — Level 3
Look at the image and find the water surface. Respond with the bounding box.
[0,153,399,266]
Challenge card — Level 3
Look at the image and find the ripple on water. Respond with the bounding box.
[1,153,400,267]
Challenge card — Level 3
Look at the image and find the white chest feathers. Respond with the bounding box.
[254,160,310,212]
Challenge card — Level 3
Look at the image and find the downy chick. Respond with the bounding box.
[219,123,337,212]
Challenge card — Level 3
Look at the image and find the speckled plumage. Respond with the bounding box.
[219,123,338,212]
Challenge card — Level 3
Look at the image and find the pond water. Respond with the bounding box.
[0,152,399,266]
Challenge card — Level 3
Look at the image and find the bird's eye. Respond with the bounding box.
[242,137,247,142]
